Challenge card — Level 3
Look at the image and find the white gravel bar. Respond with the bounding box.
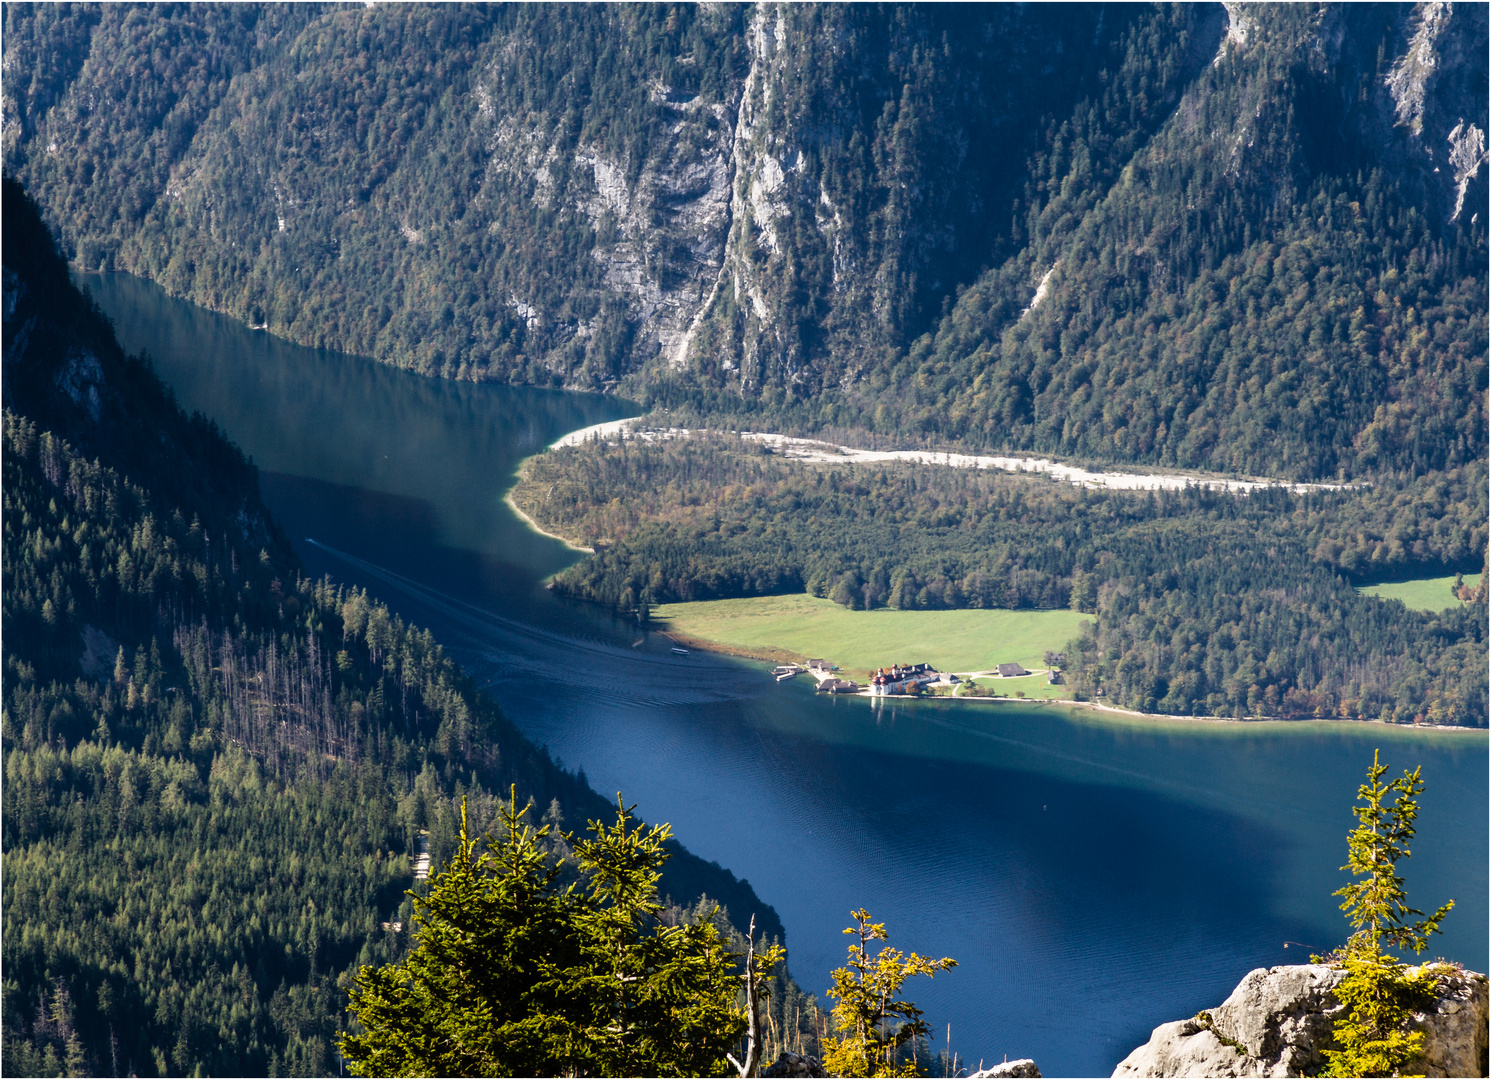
[548,420,1360,494]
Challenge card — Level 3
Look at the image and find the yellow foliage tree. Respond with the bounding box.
[822,909,956,1078]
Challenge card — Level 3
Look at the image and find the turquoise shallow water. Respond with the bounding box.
[81,269,1488,1077]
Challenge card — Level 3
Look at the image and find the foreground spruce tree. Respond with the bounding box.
[340,790,752,1077]
[822,909,957,1078]
[1321,751,1456,1078]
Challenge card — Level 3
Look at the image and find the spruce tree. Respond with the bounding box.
[1321,750,1455,1078]
[822,909,956,1078]
[341,790,751,1077]
[340,790,587,1077]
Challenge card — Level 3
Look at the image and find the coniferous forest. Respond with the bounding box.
[0,179,788,1076]
[512,433,1486,724]
[1,3,1488,1075]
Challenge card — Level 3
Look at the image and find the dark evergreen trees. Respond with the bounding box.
[343,791,752,1077]
[1,177,781,1076]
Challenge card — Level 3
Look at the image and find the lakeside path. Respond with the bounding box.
[551,419,1362,494]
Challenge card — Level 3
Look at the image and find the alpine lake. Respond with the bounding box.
[79,270,1488,1078]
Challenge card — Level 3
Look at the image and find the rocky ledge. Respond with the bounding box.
[761,1052,1042,1077]
[970,1059,1042,1077]
[1113,963,1488,1078]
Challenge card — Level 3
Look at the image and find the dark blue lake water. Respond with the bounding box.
[80,270,1488,1078]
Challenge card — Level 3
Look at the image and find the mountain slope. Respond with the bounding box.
[0,177,782,1076]
[3,3,1485,480]
[817,3,1488,480]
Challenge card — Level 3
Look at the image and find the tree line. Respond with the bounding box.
[2,176,783,1077]
[513,433,1486,724]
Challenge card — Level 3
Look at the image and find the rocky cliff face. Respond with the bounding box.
[1222,1,1488,226]
[3,3,1485,432]
[1113,963,1489,1078]
[672,3,1186,398]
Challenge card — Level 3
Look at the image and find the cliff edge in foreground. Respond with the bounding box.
[1113,963,1488,1078]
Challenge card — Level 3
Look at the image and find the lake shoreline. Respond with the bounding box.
[664,626,1484,734]
[502,490,595,554]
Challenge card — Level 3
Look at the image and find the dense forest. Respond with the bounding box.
[0,178,791,1076]
[649,6,1489,482]
[513,433,1486,724]
[1,4,1486,1071]
[4,4,1485,480]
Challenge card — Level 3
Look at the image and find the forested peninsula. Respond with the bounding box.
[0,179,792,1076]
[512,432,1487,725]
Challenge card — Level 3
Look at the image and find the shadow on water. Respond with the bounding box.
[79,269,1489,1077]
[291,503,1486,1073]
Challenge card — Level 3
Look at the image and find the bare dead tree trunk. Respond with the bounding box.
[727,914,763,1078]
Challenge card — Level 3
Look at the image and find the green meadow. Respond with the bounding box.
[952,672,1074,700]
[1357,573,1480,612]
[651,594,1090,676]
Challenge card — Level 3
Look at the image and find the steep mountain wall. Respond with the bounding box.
[2,3,1164,386]
[3,3,1485,478]
[668,4,1207,395]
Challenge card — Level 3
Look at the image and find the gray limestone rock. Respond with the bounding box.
[1113,963,1489,1078]
[761,1051,829,1078]
[970,1058,1042,1078]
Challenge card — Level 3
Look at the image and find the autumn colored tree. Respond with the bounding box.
[1321,751,1455,1078]
[822,909,956,1078]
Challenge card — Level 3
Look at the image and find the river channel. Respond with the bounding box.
[80,270,1488,1077]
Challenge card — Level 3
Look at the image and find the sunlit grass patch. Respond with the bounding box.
[1357,573,1481,612]
[953,672,1073,700]
[652,594,1090,677]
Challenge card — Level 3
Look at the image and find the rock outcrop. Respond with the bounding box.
[761,1051,828,1077]
[1113,963,1489,1078]
[970,1059,1042,1078]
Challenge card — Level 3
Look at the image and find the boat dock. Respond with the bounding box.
[774,657,1046,698]
[770,659,861,694]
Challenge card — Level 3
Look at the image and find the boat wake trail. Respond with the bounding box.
[303,539,763,706]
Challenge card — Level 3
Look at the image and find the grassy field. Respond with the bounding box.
[1357,573,1480,612]
[651,594,1090,676]
[953,672,1072,700]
